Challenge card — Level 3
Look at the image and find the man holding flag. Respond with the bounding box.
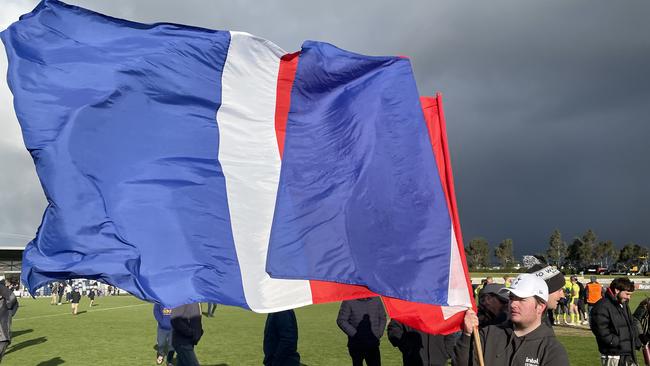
[454,274,569,366]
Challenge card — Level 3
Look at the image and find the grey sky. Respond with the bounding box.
[1,0,649,256]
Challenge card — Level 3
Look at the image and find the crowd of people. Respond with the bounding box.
[2,267,650,365]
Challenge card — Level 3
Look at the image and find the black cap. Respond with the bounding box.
[527,264,565,293]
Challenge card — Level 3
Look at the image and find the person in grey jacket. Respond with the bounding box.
[0,280,19,361]
[453,274,569,366]
[337,297,387,366]
[171,303,203,366]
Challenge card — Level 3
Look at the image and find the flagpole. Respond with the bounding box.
[472,326,486,366]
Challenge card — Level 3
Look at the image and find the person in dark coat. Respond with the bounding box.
[0,280,18,361]
[337,297,387,366]
[88,288,96,307]
[57,282,65,305]
[171,303,203,366]
[590,277,640,366]
[263,309,301,366]
[387,319,456,366]
[70,287,81,315]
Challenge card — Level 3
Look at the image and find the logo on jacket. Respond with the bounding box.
[525,357,539,365]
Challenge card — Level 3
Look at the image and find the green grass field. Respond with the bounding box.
[4,292,649,365]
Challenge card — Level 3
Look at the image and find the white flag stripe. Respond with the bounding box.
[217,32,312,312]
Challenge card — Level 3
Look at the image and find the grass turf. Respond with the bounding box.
[5,291,650,365]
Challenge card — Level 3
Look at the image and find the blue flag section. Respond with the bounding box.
[2,0,248,308]
[267,42,453,305]
[3,0,457,310]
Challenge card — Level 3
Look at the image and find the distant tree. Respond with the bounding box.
[594,240,617,267]
[546,229,567,267]
[566,229,598,268]
[465,238,490,270]
[618,243,648,266]
[494,238,515,269]
[579,229,598,265]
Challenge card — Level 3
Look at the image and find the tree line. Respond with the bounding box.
[464,229,648,271]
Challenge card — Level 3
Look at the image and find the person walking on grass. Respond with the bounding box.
[50,282,58,305]
[171,303,203,366]
[206,302,217,318]
[70,287,81,315]
[88,288,96,308]
[154,303,175,366]
[0,280,18,362]
[337,297,387,366]
[263,309,301,366]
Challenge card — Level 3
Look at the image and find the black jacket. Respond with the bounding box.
[263,310,300,366]
[453,322,569,366]
[387,319,456,366]
[590,288,640,361]
[0,284,18,342]
[171,303,203,347]
[337,297,387,349]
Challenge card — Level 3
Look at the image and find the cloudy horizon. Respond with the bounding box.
[1,0,648,258]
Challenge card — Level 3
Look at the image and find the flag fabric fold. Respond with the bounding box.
[2,0,473,325]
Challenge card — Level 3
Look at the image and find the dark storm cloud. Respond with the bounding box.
[1,0,648,255]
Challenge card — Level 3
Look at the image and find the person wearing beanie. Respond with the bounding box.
[527,264,566,326]
[454,274,569,366]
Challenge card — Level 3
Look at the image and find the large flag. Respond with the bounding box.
[382,95,474,334]
[2,0,473,322]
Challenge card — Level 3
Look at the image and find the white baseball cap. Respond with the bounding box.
[499,273,548,302]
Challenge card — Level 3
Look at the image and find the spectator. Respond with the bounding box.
[263,309,300,366]
[590,277,640,366]
[0,280,18,362]
[453,274,569,366]
[474,279,488,304]
[57,282,65,305]
[387,319,455,366]
[567,276,580,326]
[502,275,513,288]
[171,303,203,366]
[154,304,175,366]
[337,297,387,366]
[527,264,566,327]
[50,282,58,305]
[585,276,603,314]
[206,302,217,318]
[71,287,81,315]
[88,288,96,308]
[477,283,509,327]
[576,277,588,325]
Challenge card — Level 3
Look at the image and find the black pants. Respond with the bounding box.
[348,346,381,366]
[207,303,217,317]
[175,344,200,366]
[0,341,9,362]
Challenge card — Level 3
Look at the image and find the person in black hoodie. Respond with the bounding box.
[387,319,456,366]
[590,277,640,366]
[454,274,569,366]
[171,303,203,366]
[337,297,387,366]
[263,309,301,366]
